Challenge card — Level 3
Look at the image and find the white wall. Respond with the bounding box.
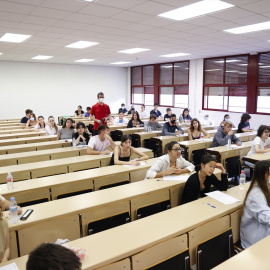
[0,61,128,121]
[131,59,270,128]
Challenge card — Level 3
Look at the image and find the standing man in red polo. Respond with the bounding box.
[90,92,111,135]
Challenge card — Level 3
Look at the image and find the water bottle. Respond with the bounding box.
[72,137,76,149]
[239,170,246,189]
[200,134,204,142]
[9,197,18,224]
[148,126,152,133]
[7,172,13,190]
[227,138,231,150]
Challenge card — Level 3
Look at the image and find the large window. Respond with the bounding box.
[159,61,189,107]
[203,55,248,112]
[131,65,154,105]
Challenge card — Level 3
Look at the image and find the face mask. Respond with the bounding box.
[205,117,209,120]
[225,118,230,122]
[171,120,176,124]
[122,106,125,109]
[99,98,104,103]
[30,118,34,121]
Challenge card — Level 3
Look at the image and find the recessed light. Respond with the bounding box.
[160,53,190,57]
[110,62,131,65]
[0,33,31,43]
[74,59,95,62]
[224,21,270,34]
[0,53,2,56]
[80,0,95,2]
[32,55,53,60]
[65,41,99,49]
[158,0,234,21]
[118,48,150,54]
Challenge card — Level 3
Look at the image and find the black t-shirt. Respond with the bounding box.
[75,110,84,115]
[164,114,171,121]
[237,122,250,133]
[73,132,90,145]
[20,116,29,123]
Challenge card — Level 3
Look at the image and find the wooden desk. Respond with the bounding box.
[213,235,270,270]
[242,153,270,164]
[205,141,253,166]
[0,140,71,155]
[131,131,162,147]
[0,125,25,130]
[0,131,46,140]
[0,128,34,135]
[0,135,57,147]
[236,131,256,142]
[115,127,145,136]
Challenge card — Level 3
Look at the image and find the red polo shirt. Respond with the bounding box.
[90,102,111,130]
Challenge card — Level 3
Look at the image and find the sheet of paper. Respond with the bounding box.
[76,145,87,148]
[230,145,242,149]
[205,191,240,205]
[122,161,146,167]
[0,263,19,270]
[163,175,189,181]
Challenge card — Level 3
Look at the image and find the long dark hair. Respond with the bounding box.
[37,116,45,128]
[182,108,189,118]
[48,116,58,133]
[242,160,270,215]
[131,111,141,122]
[120,134,132,146]
[190,118,202,133]
[257,125,270,138]
[240,113,251,124]
[165,141,179,154]
[223,114,229,121]
[195,155,216,172]
[62,118,75,129]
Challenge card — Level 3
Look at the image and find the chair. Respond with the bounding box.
[87,212,130,235]
[19,198,49,207]
[99,181,130,190]
[196,228,233,270]
[225,156,241,184]
[57,188,93,199]
[192,149,206,166]
[144,139,160,157]
[136,200,171,220]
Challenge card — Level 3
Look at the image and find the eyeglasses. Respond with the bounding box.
[264,131,269,134]
[171,148,181,152]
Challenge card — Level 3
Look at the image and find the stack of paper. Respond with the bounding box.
[163,175,189,181]
[0,263,19,270]
[205,191,240,205]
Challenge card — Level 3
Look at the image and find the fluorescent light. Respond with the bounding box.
[224,21,270,34]
[110,62,131,65]
[118,48,150,54]
[0,53,2,56]
[0,33,31,43]
[225,70,239,73]
[260,65,270,68]
[238,64,248,66]
[80,0,95,2]
[65,41,99,49]
[74,59,95,62]
[215,59,241,63]
[32,55,53,60]
[205,69,221,72]
[158,0,234,21]
[160,52,190,57]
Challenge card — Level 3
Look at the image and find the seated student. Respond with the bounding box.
[110,134,149,165]
[179,108,192,123]
[237,113,253,133]
[146,141,194,179]
[20,109,33,125]
[162,114,184,136]
[211,121,242,147]
[73,122,90,146]
[181,155,228,205]
[26,243,82,270]
[128,105,135,115]
[150,103,163,118]
[144,114,162,132]
[220,114,236,128]
[87,124,115,155]
[75,105,84,117]
[202,114,214,126]
[34,116,45,131]
[115,110,128,125]
[0,203,9,263]
[45,116,58,136]
[119,103,127,114]
[240,160,270,249]
[164,108,172,121]
[188,118,210,140]
[26,113,37,128]
[140,105,148,118]
[57,118,75,140]
[84,107,91,118]
[127,112,144,128]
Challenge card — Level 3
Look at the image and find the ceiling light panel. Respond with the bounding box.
[0,33,32,43]
[224,21,270,34]
[160,53,190,57]
[74,59,95,62]
[110,61,131,64]
[118,48,150,54]
[65,41,99,49]
[32,55,53,60]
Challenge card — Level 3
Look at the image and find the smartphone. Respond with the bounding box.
[20,209,33,220]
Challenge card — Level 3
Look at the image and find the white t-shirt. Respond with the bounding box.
[248,136,270,156]
[45,125,57,135]
[88,135,111,151]
[140,110,148,118]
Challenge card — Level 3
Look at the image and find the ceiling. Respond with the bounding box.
[0,0,270,67]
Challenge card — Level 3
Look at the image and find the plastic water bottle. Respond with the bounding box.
[200,134,204,142]
[7,172,13,190]
[148,126,152,133]
[227,138,231,150]
[239,170,246,189]
[72,138,76,149]
[9,197,18,224]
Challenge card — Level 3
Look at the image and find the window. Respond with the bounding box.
[257,87,270,113]
[203,55,248,112]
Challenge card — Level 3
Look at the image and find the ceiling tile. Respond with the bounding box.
[94,18,131,28]
[78,3,122,17]
[97,0,147,9]
[210,7,254,20]
[0,0,36,14]
[30,7,71,19]
[21,16,58,26]
[41,0,89,12]
[131,1,176,15]
[241,0,270,13]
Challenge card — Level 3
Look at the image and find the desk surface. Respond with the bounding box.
[0,131,45,139]
[242,153,270,164]
[0,135,57,146]
[206,140,252,153]
[213,235,270,270]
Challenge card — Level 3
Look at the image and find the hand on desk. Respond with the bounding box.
[102,150,111,155]
[129,160,140,166]
[236,142,242,146]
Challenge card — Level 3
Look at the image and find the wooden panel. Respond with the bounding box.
[31,165,67,178]
[17,155,50,165]
[69,159,100,172]
[100,156,112,167]
[51,180,93,200]
[132,234,187,270]
[230,209,241,244]
[0,159,17,167]
[9,230,18,260]
[6,146,37,154]
[50,150,80,160]
[170,185,185,208]
[81,201,130,237]
[129,168,148,182]
[188,215,230,265]
[93,172,130,191]
[94,258,131,270]
[130,190,170,221]
[18,214,80,256]
[0,171,30,184]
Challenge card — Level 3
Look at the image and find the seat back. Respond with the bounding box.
[137,200,171,220]
[225,155,241,179]
[87,212,130,235]
[19,198,49,207]
[99,181,130,190]
[192,149,206,166]
[57,188,93,199]
[196,228,233,270]
[144,139,159,157]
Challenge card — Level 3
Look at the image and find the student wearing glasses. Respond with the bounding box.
[146,141,194,179]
